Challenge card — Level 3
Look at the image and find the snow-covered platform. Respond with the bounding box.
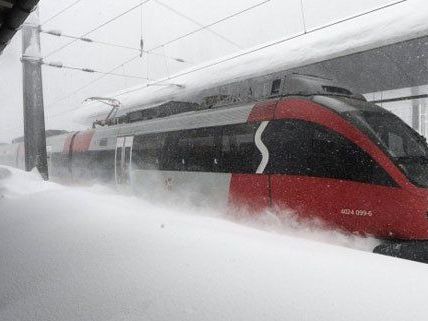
[1,167,428,321]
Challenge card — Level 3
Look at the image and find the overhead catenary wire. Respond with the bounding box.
[42,60,150,80]
[40,29,189,63]
[299,0,307,33]
[43,0,273,109]
[116,0,408,98]
[140,3,144,57]
[146,0,271,53]
[43,0,153,59]
[41,0,84,26]
[153,0,242,49]
[40,0,274,107]
[46,0,407,118]
[43,0,271,60]
[46,54,141,113]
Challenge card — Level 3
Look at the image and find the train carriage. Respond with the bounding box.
[3,74,428,263]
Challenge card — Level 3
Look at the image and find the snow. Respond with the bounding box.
[74,0,428,125]
[23,10,41,59]
[1,166,428,321]
[24,7,40,27]
[23,31,41,59]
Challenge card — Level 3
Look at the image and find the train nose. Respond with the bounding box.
[373,188,428,263]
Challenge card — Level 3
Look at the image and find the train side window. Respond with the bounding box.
[181,127,220,172]
[387,132,405,157]
[270,79,282,96]
[132,133,165,170]
[161,127,220,172]
[162,132,181,171]
[263,120,396,186]
[219,123,262,173]
[261,121,311,175]
[156,123,262,173]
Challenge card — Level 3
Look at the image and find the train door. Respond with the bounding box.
[115,136,134,185]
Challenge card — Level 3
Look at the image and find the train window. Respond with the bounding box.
[322,86,352,96]
[161,127,220,172]
[270,79,282,96]
[158,123,261,173]
[262,121,312,175]
[219,123,262,173]
[387,132,405,157]
[180,128,219,172]
[132,133,165,170]
[346,110,428,187]
[131,122,264,173]
[161,132,183,171]
[263,120,396,186]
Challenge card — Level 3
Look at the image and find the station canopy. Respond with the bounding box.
[0,0,40,54]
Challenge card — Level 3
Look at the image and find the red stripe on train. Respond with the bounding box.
[63,130,95,153]
[228,174,270,213]
[248,99,278,122]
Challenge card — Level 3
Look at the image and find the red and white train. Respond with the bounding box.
[1,74,428,262]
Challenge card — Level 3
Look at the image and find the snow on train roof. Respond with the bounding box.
[73,0,428,125]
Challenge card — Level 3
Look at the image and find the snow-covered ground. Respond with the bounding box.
[1,166,428,321]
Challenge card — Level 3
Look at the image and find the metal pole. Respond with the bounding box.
[21,9,48,180]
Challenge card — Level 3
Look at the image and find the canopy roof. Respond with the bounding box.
[0,0,40,54]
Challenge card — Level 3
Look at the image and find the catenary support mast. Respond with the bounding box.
[21,9,48,180]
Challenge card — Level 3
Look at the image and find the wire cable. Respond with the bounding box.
[43,0,152,59]
[42,60,150,80]
[40,29,190,63]
[46,54,142,112]
[153,0,242,49]
[43,0,270,59]
[41,0,84,26]
[299,0,307,33]
[46,0,407,118]
[43,0,273,111]
[117,0,408,98]
[147,0,271,53]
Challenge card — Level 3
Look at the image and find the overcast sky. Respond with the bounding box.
[0,0,396,142]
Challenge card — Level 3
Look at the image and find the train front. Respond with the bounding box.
[316,95,428,263]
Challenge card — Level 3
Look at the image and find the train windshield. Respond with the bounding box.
[348,111,428,187]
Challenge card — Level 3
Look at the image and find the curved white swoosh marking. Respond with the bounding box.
[255,121,269,174]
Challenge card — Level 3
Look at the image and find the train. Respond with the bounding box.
[1,74,428,263]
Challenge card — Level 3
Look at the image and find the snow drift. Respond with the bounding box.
[1,166,428,321]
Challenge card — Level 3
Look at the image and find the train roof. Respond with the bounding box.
[92,74,364,126]
[313,96,388,114]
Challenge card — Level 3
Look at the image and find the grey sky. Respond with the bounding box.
[0,0,396,142]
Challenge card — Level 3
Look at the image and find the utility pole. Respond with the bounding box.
[21,8,48,180]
